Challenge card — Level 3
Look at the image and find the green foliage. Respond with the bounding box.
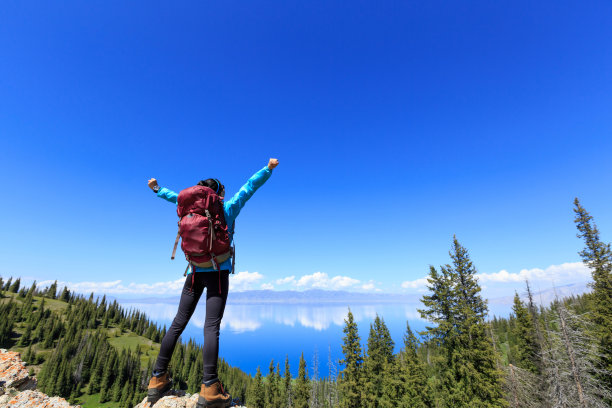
[293,352,311,408]
[398,323,430,407]
[574,198,612,386]
[247,366,265,408]
[9,277,21,293]
[511,292,540,374]
[362,315,394,407]
[2,278,252,407]
[339,308,363,408]
[420,237,506,407]
[265,359,283,408]
[283,355,292,407]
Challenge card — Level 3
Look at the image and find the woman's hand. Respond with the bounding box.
[268,158,279,170]
[148,178,159,190]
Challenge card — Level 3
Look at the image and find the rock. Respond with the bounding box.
[134,392,199,408]
[0,349,35,391]
[0,389,77,407]
[133,392,247,408]
[0,349,79,408]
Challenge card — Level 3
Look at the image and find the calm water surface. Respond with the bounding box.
[118,299,510,378]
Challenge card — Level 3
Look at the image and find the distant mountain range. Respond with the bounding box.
[488,282,590,306]
[108,283,590,307]
[110,289,421,305]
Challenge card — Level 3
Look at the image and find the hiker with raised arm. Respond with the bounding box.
[146,158,279,408]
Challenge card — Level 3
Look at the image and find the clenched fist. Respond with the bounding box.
[148,178,159,190]
[268,158,279,170]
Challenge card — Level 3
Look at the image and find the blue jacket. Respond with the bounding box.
[157,166,273,272]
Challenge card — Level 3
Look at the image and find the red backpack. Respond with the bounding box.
[171,185,231,272]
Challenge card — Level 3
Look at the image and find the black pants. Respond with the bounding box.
[152,270,229,384]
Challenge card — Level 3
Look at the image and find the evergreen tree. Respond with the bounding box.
[187,354,203,393]
[275,362,284,408]
[248,366,265,408]
[283,355,292,408]
[574,198,612,384]
[446,237,506,407]
[99,352,117,403]
[399,322,429,408]
[293,352,310,408]
[3,277,12,292]
[511,292,540,374]
[9,277,21,293]
[363,315,394,407]
[26,281,37,297]
[420,237,506,407]
[266,359,279,408]
[46,280,58,299]
[339,308,363,408]
[60,286,71,302]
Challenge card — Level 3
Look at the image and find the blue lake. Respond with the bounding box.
[118,298,511,379]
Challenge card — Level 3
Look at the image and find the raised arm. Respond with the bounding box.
[147,178,178,204]
[224,158,278,223]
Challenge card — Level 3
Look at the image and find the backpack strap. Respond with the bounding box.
[171,229,181,260]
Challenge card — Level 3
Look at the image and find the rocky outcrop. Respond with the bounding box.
[0,349,36,392]
[133,392,247,408]
[0,349,246,408]
[0,349,79,408]
[0,390,77,408]
[134,392,199,408]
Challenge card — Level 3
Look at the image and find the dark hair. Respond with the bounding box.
[197,178,223,193]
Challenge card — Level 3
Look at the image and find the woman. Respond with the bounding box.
[146,158,278,407]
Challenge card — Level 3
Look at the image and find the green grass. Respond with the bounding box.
[108,331,160,365]
[0,292,68,313]
[77,392,122,408]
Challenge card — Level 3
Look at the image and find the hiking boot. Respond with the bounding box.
[196,379,231,408]
[147,372,172,405]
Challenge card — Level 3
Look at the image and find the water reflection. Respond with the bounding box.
[118,298,511,377]
[120,301,426,334]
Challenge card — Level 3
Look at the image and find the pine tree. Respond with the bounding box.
[420,237,506,407]
[399,322,429,408]
[266,359,277,408]
[248,366,265,408]
[573,198,612,385]
[99,352,117,403]
[293,352,310,408]
[3,277,12,292]
[446,237,506,407]
[283,355,292,408]
[511,292,540,374]
[274,362,284,408]
[363,315,394,407]
[339,308,363,408]
[46,280,58,299]
[60,286,71,302]
[9,277,20,293]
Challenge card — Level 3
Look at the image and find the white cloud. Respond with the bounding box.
[261,283,274,290]
[275,276,296,285]
[229,271,264,292]
[295,272,360,290]
[400,262,591,294]
[38,278,186,296]
[401,277,429,289]
[360,280,380,291]
[477,262,589,283]
[35,270,271,296]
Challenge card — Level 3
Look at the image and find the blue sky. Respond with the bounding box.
[1,0,611,298]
